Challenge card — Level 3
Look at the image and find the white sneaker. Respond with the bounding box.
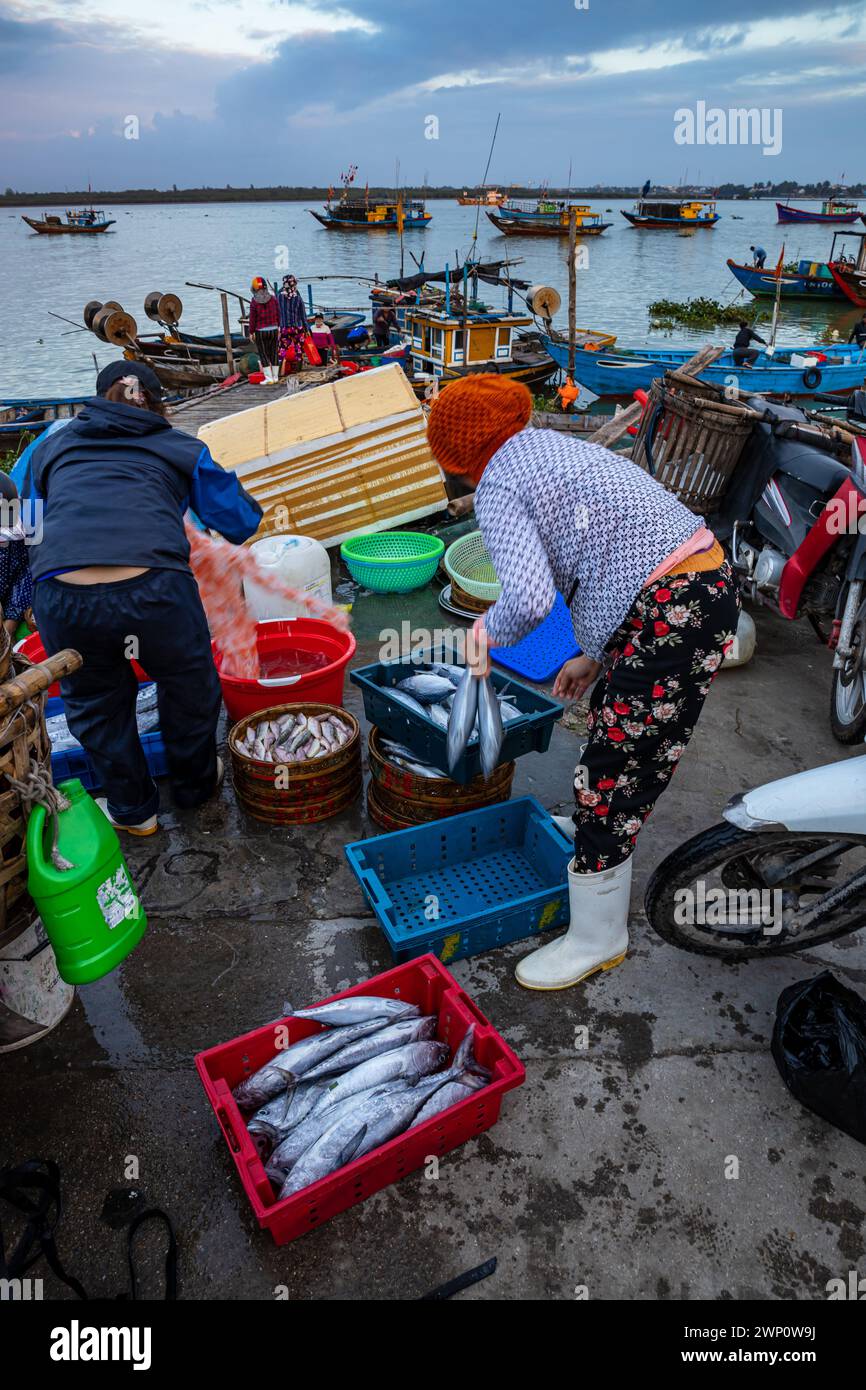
[515,855,632,991]
[95,798,158,837]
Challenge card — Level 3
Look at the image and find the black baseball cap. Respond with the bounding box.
[95,359,165,401]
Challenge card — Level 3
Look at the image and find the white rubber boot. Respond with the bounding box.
[551,814,575,837]
[515,855,632,991]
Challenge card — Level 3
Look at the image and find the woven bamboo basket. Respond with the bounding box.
[228,702,362,825]
[449,577,494,615]
[367,726,515,829]
[629,372,757,514]
[0,646,82,949]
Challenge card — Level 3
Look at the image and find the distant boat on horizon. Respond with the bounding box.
[22,207,115,235]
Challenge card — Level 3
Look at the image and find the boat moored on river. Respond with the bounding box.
[622,197,719,229]
[541,336,866,399]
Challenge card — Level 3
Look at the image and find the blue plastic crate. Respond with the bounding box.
[345,796,573,964]
[46,687,168,792]
[350,659,563,785]
[50,729,169,792]
[491,593,580,684]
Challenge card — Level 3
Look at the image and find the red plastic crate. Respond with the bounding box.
[194,954,525,1245]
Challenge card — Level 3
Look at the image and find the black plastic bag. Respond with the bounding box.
[771,971,866,1145]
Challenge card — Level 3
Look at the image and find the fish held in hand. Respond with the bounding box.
[446,667,479,776]
[477,676,504,778]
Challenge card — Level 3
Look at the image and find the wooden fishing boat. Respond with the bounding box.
[457,188,507,206]
[122,348,240,390]
[310,201,430,231]
[777,197,862,226]
[0,396,88,451]
[726,257,847,300]
[487,201,611,237]
[827,230,866,308]
[22,208,115,235]
[621,198,719,229]
[541,335,866,399]
[405,303,558,397]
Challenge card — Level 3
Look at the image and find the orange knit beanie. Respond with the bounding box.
[427,374,532,485]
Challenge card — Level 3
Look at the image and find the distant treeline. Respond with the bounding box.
[1,180,862,206]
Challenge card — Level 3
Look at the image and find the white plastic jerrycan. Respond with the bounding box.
[244,535,332,621]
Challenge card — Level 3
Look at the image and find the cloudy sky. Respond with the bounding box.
[2,0,864,190]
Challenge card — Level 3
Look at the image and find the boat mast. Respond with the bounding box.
[471,113,501,260]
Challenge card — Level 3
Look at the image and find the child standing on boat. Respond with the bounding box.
[427,375,738,994]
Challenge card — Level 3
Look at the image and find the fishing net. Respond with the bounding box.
[184,521,350,679]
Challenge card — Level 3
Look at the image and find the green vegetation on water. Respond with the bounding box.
[649,298,763,330]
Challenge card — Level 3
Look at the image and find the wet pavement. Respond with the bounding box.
[2,588,865,1302]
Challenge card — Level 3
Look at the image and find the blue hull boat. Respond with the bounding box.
[541,336,866,399]
[726,258,847,301]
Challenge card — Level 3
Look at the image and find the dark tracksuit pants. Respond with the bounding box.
[34,568,222,823]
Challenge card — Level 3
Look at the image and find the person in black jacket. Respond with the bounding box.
[848,314,866,349]
[21,360,263,835]
[732,321,767,368]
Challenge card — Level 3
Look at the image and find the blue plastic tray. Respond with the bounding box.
[350,659,564,785]
[345,796,573,964]
[490,593,580,684]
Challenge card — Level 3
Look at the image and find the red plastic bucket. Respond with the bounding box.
[213,618,356,723]
[19,633,150,698]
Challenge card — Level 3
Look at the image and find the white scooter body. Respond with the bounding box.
[724,755,866,836]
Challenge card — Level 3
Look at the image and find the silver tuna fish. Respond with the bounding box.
[287,996,421,1027]
[277,1072,453,1198]
[397,673,456,704]
[446,667,479,776]
[477,676,504,778]
[299,1015,437,1083]
[232,1017,387,1110]
[309,1040,450,1118]
[265,1078,410,1179]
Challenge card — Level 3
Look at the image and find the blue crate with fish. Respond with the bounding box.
[345,796,573,964]
[45,684,168,791]
[350,655,563,786]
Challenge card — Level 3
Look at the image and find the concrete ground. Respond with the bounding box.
[2,594,865,1302]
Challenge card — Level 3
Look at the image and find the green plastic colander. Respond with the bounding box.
[443,531,501,601]
[340,531,445,593]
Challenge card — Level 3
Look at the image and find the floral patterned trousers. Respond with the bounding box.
[571,561,740,872]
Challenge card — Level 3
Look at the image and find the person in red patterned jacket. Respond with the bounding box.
[248,277,280,383]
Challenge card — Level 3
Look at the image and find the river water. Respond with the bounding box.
[3,197,863,398]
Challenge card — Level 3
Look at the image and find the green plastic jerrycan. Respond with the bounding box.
[26,778,147,985]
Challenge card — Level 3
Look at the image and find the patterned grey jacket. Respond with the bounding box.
[474,427,703,661]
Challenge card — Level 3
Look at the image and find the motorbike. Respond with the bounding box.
[645,751,866,959]
[717,398,866,742]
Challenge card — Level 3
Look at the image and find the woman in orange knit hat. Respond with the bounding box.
[427,375,739,993]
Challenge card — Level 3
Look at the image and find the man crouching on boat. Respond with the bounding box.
[20,360,262,835]
[427,375,738,992]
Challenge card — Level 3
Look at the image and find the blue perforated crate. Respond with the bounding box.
[345,796,573,964]
[350,659,563,785]
[490,593,580,684]
[46,687,168,791]
[50,730,169,792]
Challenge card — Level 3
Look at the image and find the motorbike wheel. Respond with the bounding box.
[645,821,866,960]
[830,593,866,742]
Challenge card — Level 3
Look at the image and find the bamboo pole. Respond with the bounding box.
[220,293,235,373]
[567,208,577,380]
[0,651,82,718]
